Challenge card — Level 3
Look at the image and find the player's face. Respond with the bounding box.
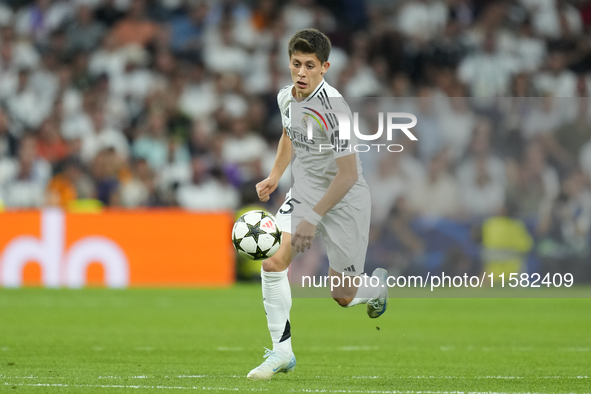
[289,51,330,97]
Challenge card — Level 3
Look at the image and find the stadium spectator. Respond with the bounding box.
[251,0,278,33]
[514,18,547,73]
[368,197,426,276]
[460,154,506,217]
[534,50,577,97]
[203,19,251,76]
[109,45,155,118]
[94,0,125,28]
[0,109,15,158]
[537,170,591,281]
[0,133,51,208]
[528,0,583,40]
[132,110,189,172]
[411,85,444,161]
[506,142,560,219]
[406,149,460,219]
[396,0,448,44]
[120,157,153,207]
[457,119,506,195]
[6,67,52,131]
[221,117,267,184]
[177,61,218,120]
[110,0,159,48]
[88,34,126,79]
[67,4,106,53]
[548,97,591,171]
[90,147,124,206]
[579,127,591,181]
[457,31,519,97]
[366,154,413,227]
[81,106,129,163]
[476,205,534,282]
[46,156,95,208]
[176,156,239,210]
[437,92,476,164]
[169,2,208,58]
[36,117,69,164]
[426,14,470,69]
[15,0,71,44]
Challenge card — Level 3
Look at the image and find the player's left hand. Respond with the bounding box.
[292,220,316,254]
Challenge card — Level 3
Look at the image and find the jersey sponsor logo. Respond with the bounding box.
[284,107,314,151]
[285,125,314,150]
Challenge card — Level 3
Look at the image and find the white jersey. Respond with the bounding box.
[277,80,369,209]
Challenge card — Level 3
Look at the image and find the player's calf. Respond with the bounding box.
[328,268,389,317]
[329,268,366,307]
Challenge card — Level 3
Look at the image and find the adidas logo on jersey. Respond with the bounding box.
[344,265,355,273]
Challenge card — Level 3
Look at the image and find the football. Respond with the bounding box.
[232,210,282,260]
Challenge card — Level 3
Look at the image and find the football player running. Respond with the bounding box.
[247,29,388,381]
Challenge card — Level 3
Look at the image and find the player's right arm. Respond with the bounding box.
[256,128,291,202]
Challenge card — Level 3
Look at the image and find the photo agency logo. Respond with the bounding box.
[290,99,418,153]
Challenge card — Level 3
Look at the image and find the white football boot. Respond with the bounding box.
[367,268,388,319]
[247,348,296,380]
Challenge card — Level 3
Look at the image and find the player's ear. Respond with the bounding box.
[321,61,330,75]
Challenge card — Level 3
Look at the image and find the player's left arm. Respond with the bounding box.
[292,153,358,253]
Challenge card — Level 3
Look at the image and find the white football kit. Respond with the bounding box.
[275,80,371,275]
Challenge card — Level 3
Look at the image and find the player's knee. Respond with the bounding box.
[333,297,352,307]
[262,255,286,272]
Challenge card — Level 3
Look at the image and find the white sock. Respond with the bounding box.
[261,267,292,355]
[346,274,382,307]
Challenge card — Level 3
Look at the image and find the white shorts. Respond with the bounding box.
[276,187,371,276]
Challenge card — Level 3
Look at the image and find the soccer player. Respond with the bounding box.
[247,29,388,380]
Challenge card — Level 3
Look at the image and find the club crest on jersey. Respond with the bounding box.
[302,114,309,129]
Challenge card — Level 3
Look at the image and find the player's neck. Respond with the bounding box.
[292,79,323,102]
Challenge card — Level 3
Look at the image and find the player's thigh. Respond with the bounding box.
[275,188,312,235]
[320,203,371,275]
[262,232,292,272]
[275,187,319,255]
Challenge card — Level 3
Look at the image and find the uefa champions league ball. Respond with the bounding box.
[232,210,282,260]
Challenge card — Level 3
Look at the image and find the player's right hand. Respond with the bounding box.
[256,177,278,202]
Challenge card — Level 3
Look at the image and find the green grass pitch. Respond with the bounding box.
[0,285,590,393]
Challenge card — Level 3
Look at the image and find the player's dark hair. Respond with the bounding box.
[288,29,331,64]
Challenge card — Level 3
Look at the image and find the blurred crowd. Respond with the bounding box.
[0,0,591,278]
[355,95,591,281]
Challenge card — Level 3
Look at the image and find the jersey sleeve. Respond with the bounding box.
[277,85,291,123]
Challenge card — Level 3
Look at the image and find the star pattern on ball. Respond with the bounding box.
[232,234,245,252]
[253,246,268,260]
[244,221,264,244]
[269,229,281,246]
